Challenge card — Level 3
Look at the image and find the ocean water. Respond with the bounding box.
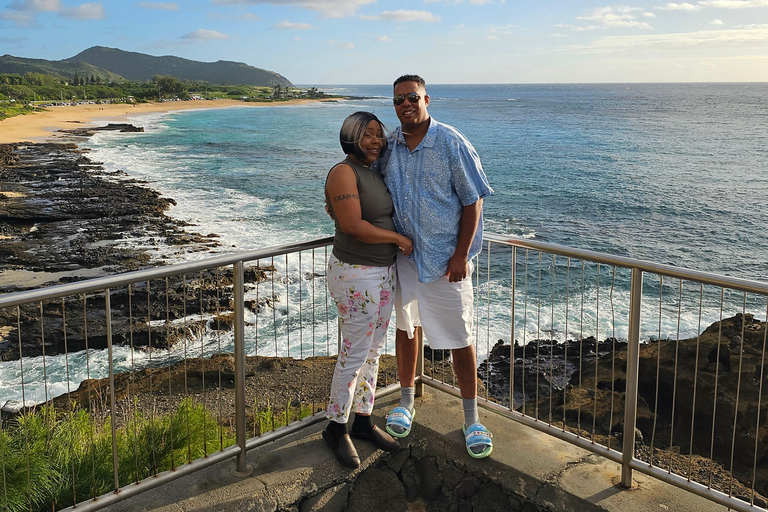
[4,83,768,404]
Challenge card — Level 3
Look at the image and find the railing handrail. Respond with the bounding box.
[0,236,335,309]
[484,233,768,296]
[4,233,766,308]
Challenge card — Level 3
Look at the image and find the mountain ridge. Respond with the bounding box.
[0,46,293,87]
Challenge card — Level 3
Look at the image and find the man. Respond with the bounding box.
[381,75,494,458]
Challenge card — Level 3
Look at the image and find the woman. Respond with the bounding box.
[323,111,412,468]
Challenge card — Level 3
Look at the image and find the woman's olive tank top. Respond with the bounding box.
[325,157,397,267]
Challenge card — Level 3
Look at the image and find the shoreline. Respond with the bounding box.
[0,98,325,144]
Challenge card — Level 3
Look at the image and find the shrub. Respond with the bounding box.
[0,399,233,511]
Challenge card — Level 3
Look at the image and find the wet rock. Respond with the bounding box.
[58,123,145,137]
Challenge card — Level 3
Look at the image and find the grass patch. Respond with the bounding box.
[0,398,234,511]
[253,399,314,437]
[0,104,45,121]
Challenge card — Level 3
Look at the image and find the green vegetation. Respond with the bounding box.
[0,399,234,512]
[0,71,332,121]
[0,102,45,121]
[253,399,315,437]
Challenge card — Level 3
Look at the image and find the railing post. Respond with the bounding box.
[105,288,119,492]
[622,267,643,488]
[415,327,424,397]
[233,261,253,476]
[509,247,516,410]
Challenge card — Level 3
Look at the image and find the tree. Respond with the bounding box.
[153,75,185,98]
[72,71,80,86]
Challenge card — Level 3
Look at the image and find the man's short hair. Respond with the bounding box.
[339,111,388,162]
[393,74,426,91]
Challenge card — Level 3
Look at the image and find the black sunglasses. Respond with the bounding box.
[393,93,422,105]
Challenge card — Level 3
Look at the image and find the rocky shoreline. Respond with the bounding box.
[0,139,218,293]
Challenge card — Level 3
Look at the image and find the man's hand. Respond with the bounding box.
[446,253,469,282]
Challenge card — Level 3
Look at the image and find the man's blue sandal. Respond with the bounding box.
[463,423,493,459]
[385,406,415,438]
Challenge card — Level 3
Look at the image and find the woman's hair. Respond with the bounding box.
[339,111,387,162]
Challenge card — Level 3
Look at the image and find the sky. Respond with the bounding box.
[1,0,767,84]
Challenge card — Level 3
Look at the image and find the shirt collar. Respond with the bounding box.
[395,117,436,150]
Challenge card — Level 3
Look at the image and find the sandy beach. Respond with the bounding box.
[0,98,321,144]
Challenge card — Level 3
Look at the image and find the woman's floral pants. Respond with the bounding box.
[325,254,395,423]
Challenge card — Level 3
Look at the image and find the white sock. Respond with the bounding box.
[463,397,479,427]
[399,386,415,412]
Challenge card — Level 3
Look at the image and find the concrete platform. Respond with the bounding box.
[99,387,733,512]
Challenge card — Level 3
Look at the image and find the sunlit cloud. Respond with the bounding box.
[698,0,768,7]
[556,23,602,32]
[425,0,503,3]
[271,20,312,29]
[329,39,354,49]
[576,6,653,29]
[61,3,104,20]
[360,10,441,22]
[139,2,179,10]
[211,0,376,18]
[710,18,725,23]
[180,28,230,40]
[376,35,393,41]
[567,23,768,53]
[654,2,701,10]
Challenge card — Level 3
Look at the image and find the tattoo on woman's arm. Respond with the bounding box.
[333,193,359,202]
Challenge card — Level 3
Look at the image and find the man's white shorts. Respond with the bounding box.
[394,252,475,350]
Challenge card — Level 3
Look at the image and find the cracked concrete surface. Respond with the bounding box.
[100,388,735,512]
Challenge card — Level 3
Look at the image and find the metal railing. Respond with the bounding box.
[1,234,767,511]
[450,234,767,512]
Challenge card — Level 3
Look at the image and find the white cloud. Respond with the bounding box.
[180,29,230,40]
[1,9,35,25]
[211,0,377,18]
[642,11,657,17]
[329,39,354,49]
[576,5,653,29]
[360,10,441,22]
[8,0,60,11]
[61,3,104,20]
[425,0,503,3]
[710,18,725,23]
[698,0,768,7]
[271,20,312,29]
[568,23,768,53]
[376,35,393,42]
[138,2,179,10]
[654,2,701,10]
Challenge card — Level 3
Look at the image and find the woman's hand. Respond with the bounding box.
[396,235,413,256]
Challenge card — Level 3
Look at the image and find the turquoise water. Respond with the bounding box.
[3,83,768,404]
[89,83,768,278]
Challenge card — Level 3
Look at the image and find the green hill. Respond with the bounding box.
[0,54,125,82]
[0,46,293,87]
[70,46,292,86]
